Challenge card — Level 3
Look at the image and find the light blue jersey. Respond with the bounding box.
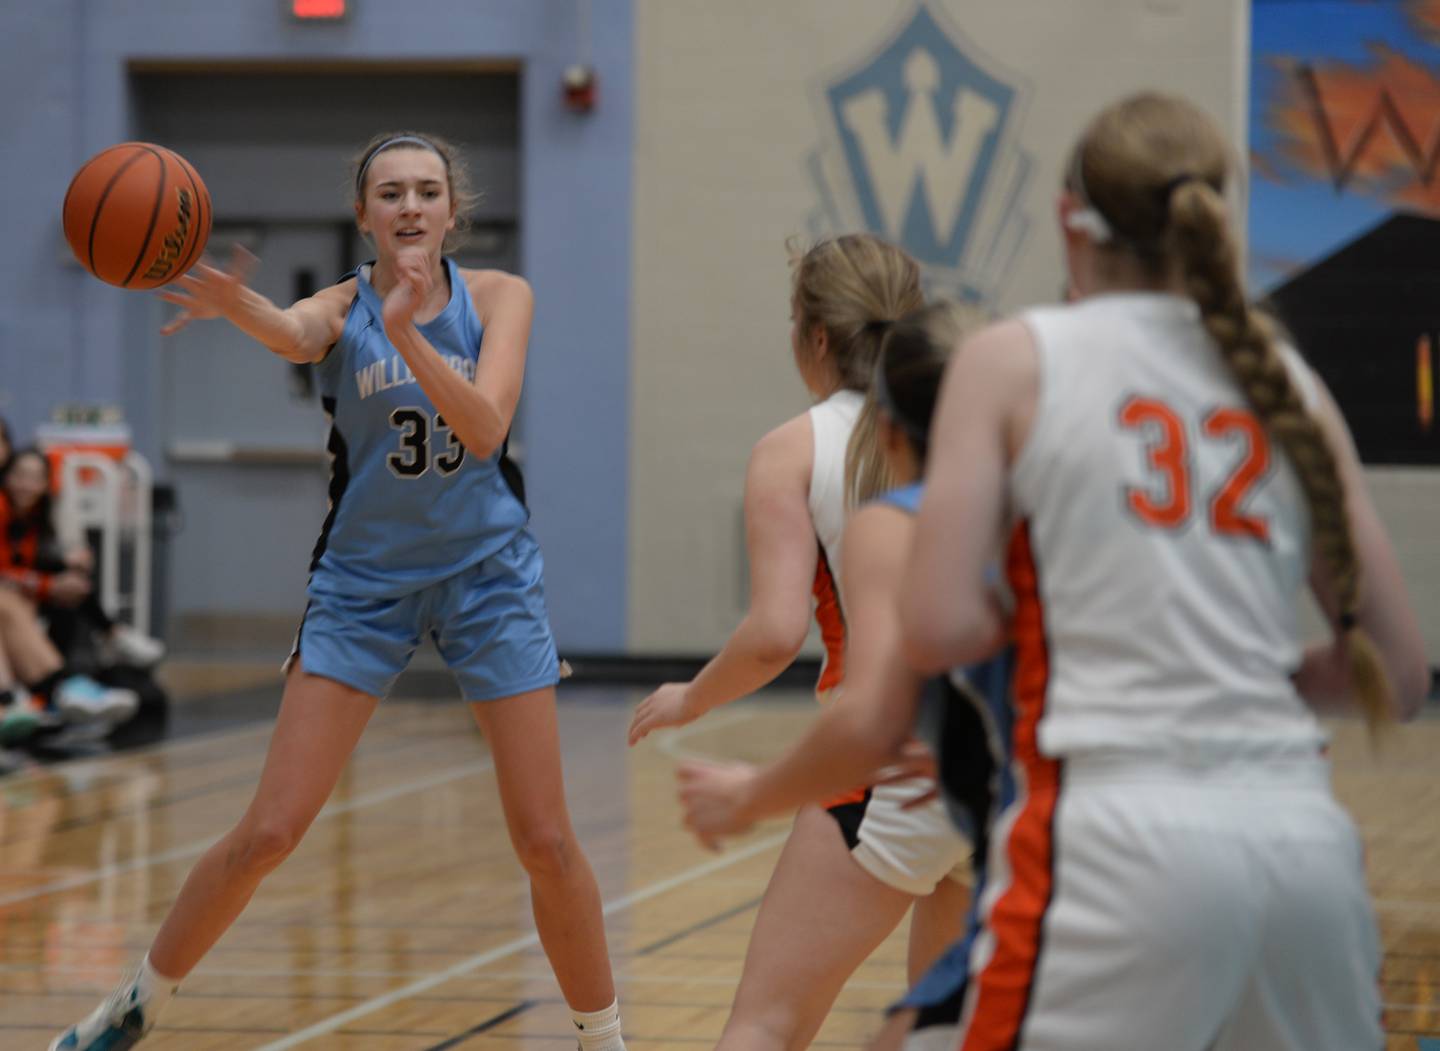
[878,482,1015,1030]
[289,258,562,703]
[310,257,529,598]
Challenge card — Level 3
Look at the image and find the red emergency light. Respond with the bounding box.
[292,0,347,20]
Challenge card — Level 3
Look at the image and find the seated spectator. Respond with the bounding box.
[2,447,164,669]
[0,449,145,727]
[0,578,136,728]
[0,630,41,745]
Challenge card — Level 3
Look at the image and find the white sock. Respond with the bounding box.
[131,954,180,1019]
[572,999,625,1051]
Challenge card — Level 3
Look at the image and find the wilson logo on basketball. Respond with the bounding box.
[144,187,194,281]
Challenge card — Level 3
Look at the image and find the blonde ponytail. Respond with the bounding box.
[1075,92,1393,732]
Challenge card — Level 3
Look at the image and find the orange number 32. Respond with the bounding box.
[1119,397,1271,543]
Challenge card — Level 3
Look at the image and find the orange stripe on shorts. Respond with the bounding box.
[961,523,1062,1051]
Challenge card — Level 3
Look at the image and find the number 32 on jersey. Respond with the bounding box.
[1118,396,1271,543]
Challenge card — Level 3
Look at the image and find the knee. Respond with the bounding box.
[510,824,577,881]
[230,819,306,877]
[0,589,22,622]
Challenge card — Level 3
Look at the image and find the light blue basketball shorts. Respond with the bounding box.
[288,529,563,702]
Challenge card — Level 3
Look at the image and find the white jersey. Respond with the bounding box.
[1009,292,1326,761]
[807,388,864,697]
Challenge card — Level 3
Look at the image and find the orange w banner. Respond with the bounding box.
[1251,0,1440,464]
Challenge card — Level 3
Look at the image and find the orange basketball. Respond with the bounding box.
[62,142,212,289]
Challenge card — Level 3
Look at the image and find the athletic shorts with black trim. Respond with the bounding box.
[825,776,971,896]
[286,529,563,702]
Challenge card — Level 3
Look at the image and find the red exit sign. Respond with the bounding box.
[291,0,347,19]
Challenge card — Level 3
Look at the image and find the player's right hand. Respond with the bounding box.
[628,682,699,746]
[676,758,759,851]
[158,243,258,335]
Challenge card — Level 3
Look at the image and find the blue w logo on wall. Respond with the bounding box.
[807,4,1031,304]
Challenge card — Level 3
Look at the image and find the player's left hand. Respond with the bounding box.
[381,247,434,332]
[628,682,702,746]
[677,759,760,851]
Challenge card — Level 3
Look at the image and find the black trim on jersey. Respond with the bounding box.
[291,600,311,663]
[925,668,1009,868]
[913,980,966,1031]
[498,434,527,507]
[824,789,873,850]
[312,293,359,367]
[310,397,352,572]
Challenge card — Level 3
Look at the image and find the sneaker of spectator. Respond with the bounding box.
[0,687,40,745]
[54,676,138,726]
[106,625,165,669]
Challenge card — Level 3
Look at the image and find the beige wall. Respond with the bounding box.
[629,0,1440,661]
[629,0,1248,652]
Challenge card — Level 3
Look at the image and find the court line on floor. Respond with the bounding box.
[422,1000,540,1051]
[251,829,791,1050]
[5,700,448,796]
[3,708,763,912]
[651,706,777,763]
[252,709,787,1048]
[0,757,496,909]
[633,894,765,956]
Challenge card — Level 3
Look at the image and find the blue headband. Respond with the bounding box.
[356,136,447,195]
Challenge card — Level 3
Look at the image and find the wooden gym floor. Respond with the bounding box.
[0,671,1436,1049]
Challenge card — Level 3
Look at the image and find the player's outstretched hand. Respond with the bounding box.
[628,682,701,746]
[677,759,759,851]
[158,243,258,336]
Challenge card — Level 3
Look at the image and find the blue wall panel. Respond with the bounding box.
[0,0,631,650]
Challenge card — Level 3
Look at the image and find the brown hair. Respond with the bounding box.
[350,131,480,253]
[845,302,982,503]
[1070,91,1391,731]
[788,234,924,504]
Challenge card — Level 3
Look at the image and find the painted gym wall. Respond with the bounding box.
[0,0,632,651]
[627,0,1252,653]
[1248,0,1440,655]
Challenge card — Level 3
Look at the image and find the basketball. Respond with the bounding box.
[62,142,212,289]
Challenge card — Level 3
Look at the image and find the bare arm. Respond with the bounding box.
[385,268,532,460]
[1297,378,1428,719]
[902,321,1036,673]
[158,245,351,364]
[629,415,818,744]
[680,505,924,835]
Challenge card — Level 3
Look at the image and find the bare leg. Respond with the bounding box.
[716,805,915,1051]
[148,664,377,977]
[868,1008,920,1051]
[470,687,616,1011]
[906,876,969,984]
[0,628,17,688]
[0,589,63,683]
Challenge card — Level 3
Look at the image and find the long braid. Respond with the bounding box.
[1167,180,1393,733]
